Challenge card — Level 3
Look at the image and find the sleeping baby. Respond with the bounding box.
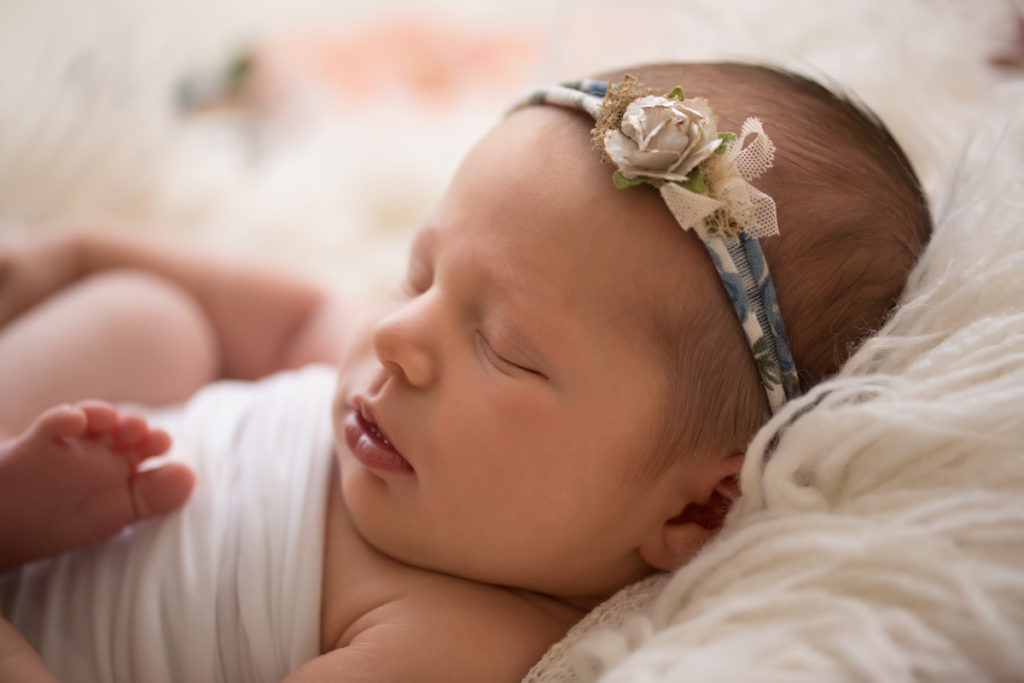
[0,61,931,682]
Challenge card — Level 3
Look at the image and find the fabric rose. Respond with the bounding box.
[604,95,722,182]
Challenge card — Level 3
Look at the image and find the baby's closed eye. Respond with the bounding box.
[475,331,545,378]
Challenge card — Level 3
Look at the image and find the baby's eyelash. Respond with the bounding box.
[475,332,545,379]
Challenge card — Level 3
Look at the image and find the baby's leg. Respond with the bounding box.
[0,400,193,571]
[0,269,219,437]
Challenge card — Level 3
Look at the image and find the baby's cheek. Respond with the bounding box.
[337,316,372,366]
[467,388,557,453]
[336,297,408,370]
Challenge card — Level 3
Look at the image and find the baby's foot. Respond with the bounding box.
[0,401,194,570]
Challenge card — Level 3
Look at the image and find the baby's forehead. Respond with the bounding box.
[433,108,720,355]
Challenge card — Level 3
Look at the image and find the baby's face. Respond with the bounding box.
[333,107,720,602]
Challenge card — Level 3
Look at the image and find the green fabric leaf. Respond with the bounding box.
[678,168,706,193]
[715,131,737,154]
[613,171,650,189]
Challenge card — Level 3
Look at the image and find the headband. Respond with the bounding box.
[516,78,800,413]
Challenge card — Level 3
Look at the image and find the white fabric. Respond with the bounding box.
[657,117,779,241]
[0,365,337,683]
[526,84,1024,682]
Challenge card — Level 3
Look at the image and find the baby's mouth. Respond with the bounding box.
[343,397,412,473]
[356,403,394,450]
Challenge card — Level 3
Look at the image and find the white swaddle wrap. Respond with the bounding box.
[1,364,337,682]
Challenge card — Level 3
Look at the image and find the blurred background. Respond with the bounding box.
[0,0,1020,298]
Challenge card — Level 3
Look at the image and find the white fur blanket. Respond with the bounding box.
[527,82,1024,682]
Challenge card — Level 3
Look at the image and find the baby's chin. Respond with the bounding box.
[336,480,652,607]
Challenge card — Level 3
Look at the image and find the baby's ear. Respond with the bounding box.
[639,453,743,572]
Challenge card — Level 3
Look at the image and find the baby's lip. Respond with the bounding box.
[349,396,404,459]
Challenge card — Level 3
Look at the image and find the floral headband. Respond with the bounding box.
[516,78,800,413]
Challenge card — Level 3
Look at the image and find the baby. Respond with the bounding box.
[0,62,930,682]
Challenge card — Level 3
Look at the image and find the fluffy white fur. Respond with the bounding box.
[528,79,1024,683]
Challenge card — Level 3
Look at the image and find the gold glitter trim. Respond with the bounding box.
[591,75,656,162]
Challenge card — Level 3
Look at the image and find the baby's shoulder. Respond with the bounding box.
[319,563,579,682]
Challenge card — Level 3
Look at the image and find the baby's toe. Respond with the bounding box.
[131,462,195,518]
[114,412,148,446]
[77,400,118,435]
[137,428,173,459]
[34,404,88,440]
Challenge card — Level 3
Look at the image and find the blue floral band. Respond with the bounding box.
[515,79,801,413]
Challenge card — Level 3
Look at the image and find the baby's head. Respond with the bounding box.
[593,62,932,478]
[332,61,930,606]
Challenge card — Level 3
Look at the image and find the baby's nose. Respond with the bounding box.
[371,305,437,388]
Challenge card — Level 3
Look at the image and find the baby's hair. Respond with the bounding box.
[594,62,933,476]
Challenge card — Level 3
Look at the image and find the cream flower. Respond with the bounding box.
[604,95,722,182]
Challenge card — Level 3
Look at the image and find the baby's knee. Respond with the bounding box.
[67,269,220,390]
[76,268,200,323]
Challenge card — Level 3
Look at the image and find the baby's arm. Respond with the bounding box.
[1,228,348,380]
[0,400,192,572]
